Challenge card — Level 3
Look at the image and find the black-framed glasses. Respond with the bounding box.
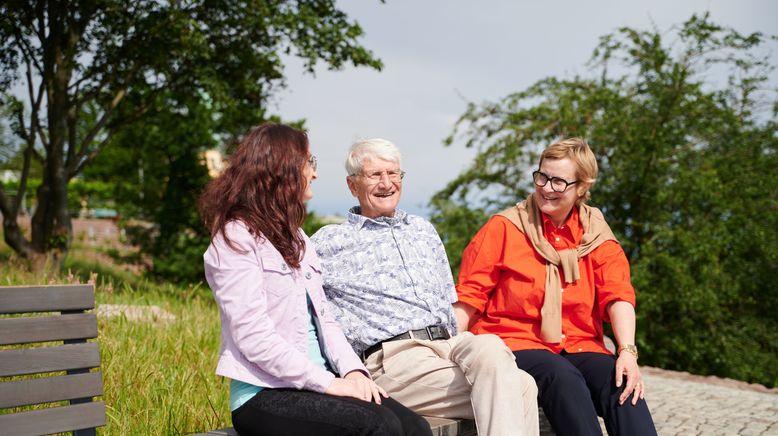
[308,155,318,171]
[351,169,406,184]
[532,170,578,193]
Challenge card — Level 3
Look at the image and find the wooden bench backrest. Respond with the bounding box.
[0,284,106,436]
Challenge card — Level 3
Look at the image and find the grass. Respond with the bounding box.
[1,245,231,434]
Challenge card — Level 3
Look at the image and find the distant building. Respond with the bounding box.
[319,215,346,224]
[203,149,226,178]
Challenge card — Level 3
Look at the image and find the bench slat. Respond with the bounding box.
[0,342,100,377]
[0,372,103,408]
[0,401,106,436]
[0,313,98,345]
[425,416,477,436]
[190,429,238,436]
[0,284,94,313]
[189,418,478,436]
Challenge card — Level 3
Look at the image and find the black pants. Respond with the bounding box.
[514,350,657,436]
[232,388,432,436]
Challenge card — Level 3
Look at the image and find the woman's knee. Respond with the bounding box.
[404,412,433,436]
[515,351,588,395]
[365,404,404,435]
[379,398,432,436]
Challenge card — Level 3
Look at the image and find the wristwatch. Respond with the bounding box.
[617,344,638,359]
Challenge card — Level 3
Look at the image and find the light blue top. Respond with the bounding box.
[230,295,330,411]
[311,207,458,355]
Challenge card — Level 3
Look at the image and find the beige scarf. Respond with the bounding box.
[497,194,617,343]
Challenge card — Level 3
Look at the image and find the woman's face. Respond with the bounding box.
[302,152,318,202]
[533,157,588,227]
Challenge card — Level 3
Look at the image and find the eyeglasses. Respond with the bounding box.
[532,170,579,193]
[351,169,406,184]
[307,155,317,171]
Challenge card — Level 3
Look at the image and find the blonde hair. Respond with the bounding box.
[539,137,598,204]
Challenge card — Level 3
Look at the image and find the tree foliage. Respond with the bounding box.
[0,0,381,271]
[431,14,778,387]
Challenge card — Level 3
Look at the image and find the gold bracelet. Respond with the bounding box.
[617,344,638,359]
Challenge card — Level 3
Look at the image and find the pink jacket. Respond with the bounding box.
[204,221,367,393]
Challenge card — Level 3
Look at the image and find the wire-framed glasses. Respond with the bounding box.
[352,169,406,184]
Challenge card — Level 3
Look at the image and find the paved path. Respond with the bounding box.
[641,367,778,436]
[542,367,778,435]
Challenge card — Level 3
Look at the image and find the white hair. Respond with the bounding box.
[345,138,402,175]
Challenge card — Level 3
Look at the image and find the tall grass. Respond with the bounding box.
[1,250,231,434]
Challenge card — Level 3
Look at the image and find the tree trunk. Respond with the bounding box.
[24,1,74,273]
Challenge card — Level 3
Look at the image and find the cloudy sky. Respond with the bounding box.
[275,0,777,217]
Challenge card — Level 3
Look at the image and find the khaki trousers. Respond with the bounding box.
[365,332,539,436]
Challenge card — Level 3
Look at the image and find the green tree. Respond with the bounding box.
[81,92,217,283]
[0,0,381,271]
[432,14,778,386]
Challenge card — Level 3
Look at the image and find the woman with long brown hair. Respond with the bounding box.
[199,123,430,436]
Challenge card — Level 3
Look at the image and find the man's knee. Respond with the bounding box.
[459,333,513,360]
[518,369,539,398]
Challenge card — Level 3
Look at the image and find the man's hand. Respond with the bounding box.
[325,371,388,404]
[453,302,477,333]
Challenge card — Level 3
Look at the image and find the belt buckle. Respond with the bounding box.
[425,325,435,340]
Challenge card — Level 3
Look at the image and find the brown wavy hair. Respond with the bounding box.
[199,123,309,268]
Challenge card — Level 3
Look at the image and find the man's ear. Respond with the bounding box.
[346,176,358,197]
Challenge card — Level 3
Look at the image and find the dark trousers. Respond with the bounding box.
[232,388,432,436]
[514,349,657,436]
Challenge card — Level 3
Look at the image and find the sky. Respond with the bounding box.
[274,0,778,217]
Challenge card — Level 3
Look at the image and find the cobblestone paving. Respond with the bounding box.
[643,367,778,436]
[538,367,778,436]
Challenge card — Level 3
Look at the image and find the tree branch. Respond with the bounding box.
[68,91,156,179]
[13,26,44,76]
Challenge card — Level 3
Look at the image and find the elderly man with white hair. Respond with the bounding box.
[311,138,539,436]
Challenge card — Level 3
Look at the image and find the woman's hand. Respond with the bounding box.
[325,371,388,404]
[607,300,644,405]
[615,352,645,406]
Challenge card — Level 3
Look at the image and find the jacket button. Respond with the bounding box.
[281,264,287,270]
[305,272,312,279]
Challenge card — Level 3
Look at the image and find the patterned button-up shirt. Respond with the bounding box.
[311,207,458,355]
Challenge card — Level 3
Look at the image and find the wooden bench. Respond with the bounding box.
[192,340,620,435]
[193,416,477,436]
[0,284,106,436]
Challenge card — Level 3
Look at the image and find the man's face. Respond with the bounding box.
[347,156,403,219]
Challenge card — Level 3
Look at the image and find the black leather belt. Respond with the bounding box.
[361,325,451,361]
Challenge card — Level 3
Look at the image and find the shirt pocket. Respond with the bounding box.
[260,257,296,298]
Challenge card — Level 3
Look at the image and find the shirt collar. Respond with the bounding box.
[347,206,409,229]
[541,206,581,238]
